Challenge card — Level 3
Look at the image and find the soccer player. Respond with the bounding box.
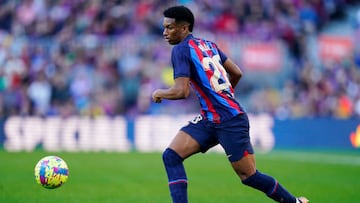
[152,5,309,203]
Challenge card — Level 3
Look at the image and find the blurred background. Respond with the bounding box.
[0,0,360,152]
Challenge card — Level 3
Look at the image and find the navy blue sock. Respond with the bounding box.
[162,148,188,203]
[242,170,296,203]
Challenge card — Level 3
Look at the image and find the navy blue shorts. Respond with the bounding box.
[181,113,254,162]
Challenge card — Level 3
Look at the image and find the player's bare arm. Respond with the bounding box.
[152,77,190,103]
[223,58,243,88]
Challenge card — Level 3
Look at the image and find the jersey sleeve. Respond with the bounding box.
[171,45,191,79]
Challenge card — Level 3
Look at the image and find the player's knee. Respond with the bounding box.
[162,148,183,167]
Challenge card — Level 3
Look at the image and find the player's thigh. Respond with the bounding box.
[217,114,254,162]
[217,114,256,179]
[173,115,218,159]
[168,130,202,159]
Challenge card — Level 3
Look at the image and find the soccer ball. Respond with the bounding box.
[34,156,69,189]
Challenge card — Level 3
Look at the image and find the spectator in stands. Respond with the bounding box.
[0,0,358,118]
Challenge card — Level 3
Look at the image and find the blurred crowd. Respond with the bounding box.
[0,0,359,119]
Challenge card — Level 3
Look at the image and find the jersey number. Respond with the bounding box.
[202,55,231,93]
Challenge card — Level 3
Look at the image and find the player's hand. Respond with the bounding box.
[152,90,162,103]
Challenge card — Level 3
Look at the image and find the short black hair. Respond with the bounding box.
[163,6,194,32]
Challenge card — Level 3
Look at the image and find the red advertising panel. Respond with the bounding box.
[242,43,282,71]
[319,35,353,62]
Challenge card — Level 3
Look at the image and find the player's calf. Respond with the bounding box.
[242,170,298,203]
[162,148,188,203]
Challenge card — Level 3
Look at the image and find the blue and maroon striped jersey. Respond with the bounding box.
[171,34,244,123]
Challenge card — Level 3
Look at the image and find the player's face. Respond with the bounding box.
[163,17,188,45]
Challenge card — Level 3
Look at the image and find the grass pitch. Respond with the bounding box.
[0,150,359,203]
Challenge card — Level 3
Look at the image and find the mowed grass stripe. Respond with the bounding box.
[262,150,360,166]
[0,150,360,202]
